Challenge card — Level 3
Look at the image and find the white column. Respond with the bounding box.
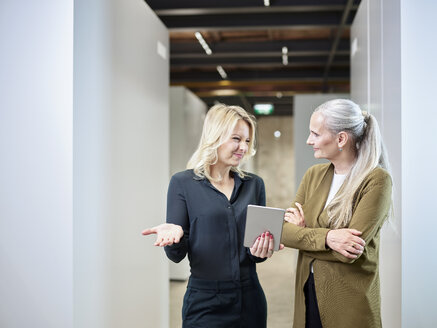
[352,0,437,326]
[351,1,402,326]
[73,0,170,327]
[0,1,74,327]
[400,1,437,326]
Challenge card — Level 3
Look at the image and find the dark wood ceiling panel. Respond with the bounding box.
[170,39,350,54]
[144,0,361,115]
[158,12,352,30]
[146,0,360,10]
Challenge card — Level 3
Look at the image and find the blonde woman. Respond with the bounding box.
[142,104,278,328]
[282,99,392,328]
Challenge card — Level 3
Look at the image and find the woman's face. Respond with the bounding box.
[217,119,250,168]
[307,112,339,160]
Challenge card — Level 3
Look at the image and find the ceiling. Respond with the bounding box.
[144,0,361,116]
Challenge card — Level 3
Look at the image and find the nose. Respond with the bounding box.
[239,141,248,153]
[306,134,312,145]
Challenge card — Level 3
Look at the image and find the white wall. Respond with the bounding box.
[293,94,348,194]
[351,1,402,327]
[169,87,206,280]
[400,1,437,326]
[74,1,169,327]
[169,87,206,176]
[0,1,74,327]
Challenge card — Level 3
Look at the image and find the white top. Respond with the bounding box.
[324,172,347,209]
[312,172,346,273]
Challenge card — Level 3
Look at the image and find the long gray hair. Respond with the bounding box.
[315,99,391,229]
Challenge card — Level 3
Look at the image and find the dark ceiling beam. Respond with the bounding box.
[155,5,358,16]
[168,25,342,32]
[171,75,349,84]
[175,80,350,94]
[200,96,293,107]
[238,93,252,111]
[171,80,349,87]
[171,39,350,54]
[323,0,355,89]
[158,10,355,29]
[195,91,298,98]
[171,61,350,69]
[171,50,350,59]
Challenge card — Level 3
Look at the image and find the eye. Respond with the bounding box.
[232,136,241,142]
[245,139,250,144]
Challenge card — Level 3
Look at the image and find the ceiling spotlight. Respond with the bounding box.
[264,0,270,7]
[274,130,281,138]
[282,46,288,65]
[276,92,283,99]
[216,65,228,79]
[195,31,212,55]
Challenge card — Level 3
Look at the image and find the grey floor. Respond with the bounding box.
[170,248,298,328]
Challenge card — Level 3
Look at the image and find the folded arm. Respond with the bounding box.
[303,171,392,263]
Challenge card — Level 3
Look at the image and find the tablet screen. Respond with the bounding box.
[243,204,285,251]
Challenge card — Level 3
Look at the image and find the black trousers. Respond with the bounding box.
[304,272,323,328]
[182,273,267,328]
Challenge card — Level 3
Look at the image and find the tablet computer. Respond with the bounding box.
[243,204,285,251]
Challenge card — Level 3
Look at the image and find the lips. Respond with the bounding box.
[233,153,243,159]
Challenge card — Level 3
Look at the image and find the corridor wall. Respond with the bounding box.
[351,0,437,326]
[0,1,74,327]
[74,1,169,327]
[351,2,401,327]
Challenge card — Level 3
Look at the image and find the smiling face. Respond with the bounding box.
[217,119,250,168]
[307,112,339,160]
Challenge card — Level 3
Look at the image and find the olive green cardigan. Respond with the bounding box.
[281,163,392,328]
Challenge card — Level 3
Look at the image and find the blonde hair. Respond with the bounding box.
[315,99,391,229]
[187,103,257,182]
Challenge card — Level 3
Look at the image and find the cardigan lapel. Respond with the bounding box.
[303,164,334,228]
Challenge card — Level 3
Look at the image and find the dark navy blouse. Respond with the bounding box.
[164,169,266,282]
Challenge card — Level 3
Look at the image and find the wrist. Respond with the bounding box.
[325,230,332,249]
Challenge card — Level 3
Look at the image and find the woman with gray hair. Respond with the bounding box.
[282,99,392,328]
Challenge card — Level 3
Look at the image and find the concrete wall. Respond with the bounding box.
[74,1,169,327]
[169,87,206,280]
[0,1,74,327]
[293,94,349,194]
[255,116,295,209]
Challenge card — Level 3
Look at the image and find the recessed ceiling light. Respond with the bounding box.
[282,46,288,65]
[194,31,212,55]
[216,65,228,79]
